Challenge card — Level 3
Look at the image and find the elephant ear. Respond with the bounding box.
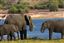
[4,15,12,24]
[29,16,33,29]
[24,15,30,25]
[24,15,33,30]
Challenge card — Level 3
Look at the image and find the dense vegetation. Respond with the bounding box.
[0,0,64,13]
[0,0,30,14]
[59,0,64,8]
[34,0,64,11]
[8,3,30,14]
[48,0,59,11]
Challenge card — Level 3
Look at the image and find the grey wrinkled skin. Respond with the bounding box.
[0,24,18,40]
[41,20,64,40]
[4,14,33,40]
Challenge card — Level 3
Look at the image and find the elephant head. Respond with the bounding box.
[41,21,50,33]
[4,14,33,31]
[24,15,33,31]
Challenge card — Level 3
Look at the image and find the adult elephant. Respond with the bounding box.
[41,20,64,40]
[4,14,33,40]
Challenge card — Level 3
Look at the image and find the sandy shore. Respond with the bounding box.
[0,10,64,19]
[25,11,64,19]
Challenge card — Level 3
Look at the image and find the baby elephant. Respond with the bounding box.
[41,20,64,40]
[0,24,18,41]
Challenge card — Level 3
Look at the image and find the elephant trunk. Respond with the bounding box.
[24,15,33,31]
[29,16,33,31]
[40,23,45,33]
[41,24,43,33]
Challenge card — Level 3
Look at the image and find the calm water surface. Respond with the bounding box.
[27,18,63,39]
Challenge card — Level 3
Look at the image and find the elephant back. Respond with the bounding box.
[5,14,26,26]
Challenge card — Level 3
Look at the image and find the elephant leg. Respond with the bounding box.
[22,24,26,39]
[20,31,24,40]
[20,24,26,40]
[20,23,26,40]
[61,32,63,39]
[49,29,53,40]
[24,29,27,39]
[17,31,19,40]
[0,36,1,41]
[9,33,13,40]
[7,35,10,41]
[49,33,52,40]
[12,33,16,40]
[0,35,3,41]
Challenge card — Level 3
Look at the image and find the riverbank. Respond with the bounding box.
[25,9,64,19]
[0,9,64,19]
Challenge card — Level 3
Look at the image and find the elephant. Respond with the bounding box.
[0,24,18,40]
[41,20,64,40]
[4,14,33,40]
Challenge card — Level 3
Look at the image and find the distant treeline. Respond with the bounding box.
[0,0,64,13]
[34,0,64,11]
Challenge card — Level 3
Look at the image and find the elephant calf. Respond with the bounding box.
[0,24,18,40]
[41,20,64,40]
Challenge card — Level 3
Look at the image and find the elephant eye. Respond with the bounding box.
[44,23,47,27]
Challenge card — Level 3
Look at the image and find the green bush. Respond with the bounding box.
[0,0,14,9]
[8,3,30,14]
[0,0,9,6]
[8,5,18,13]
[34,2,48,9]
[59,0,64,8]
[48,0,59,11]
[17,4,29,14]
[0,4,3,9]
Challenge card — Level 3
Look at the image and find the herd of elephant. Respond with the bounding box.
[0,14,64,40]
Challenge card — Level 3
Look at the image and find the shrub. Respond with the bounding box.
[48,0,59,11]
[34,2,48,9]
[8,3,30,14]
[0,4,3,9]
[8,5,18,13]
[0,0,14,9]
[59,0,64,8]
[17,3,30,13]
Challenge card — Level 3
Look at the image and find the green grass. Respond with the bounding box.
[0,39,64,43]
